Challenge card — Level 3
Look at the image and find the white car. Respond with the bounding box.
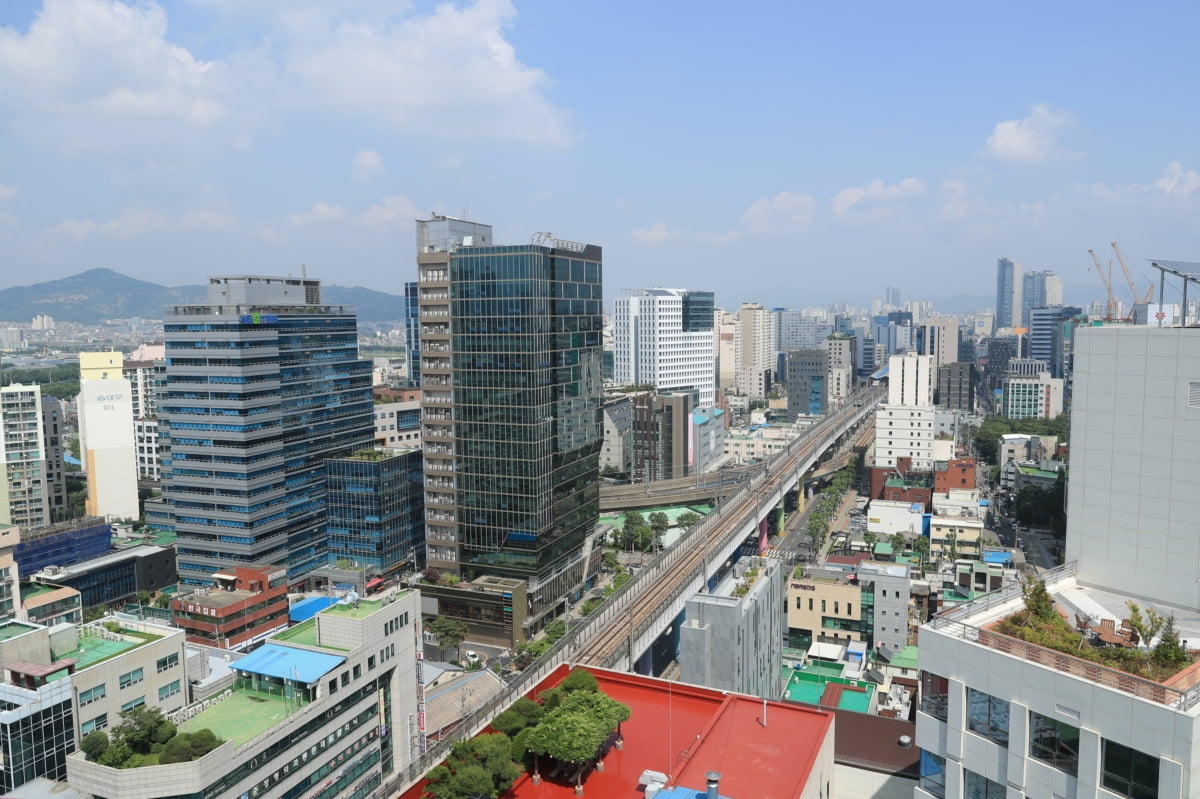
[464,650,480,664]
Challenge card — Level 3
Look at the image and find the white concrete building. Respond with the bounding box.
[1066,325,1200,610]
[69,589,422,799]
[1003,371,1064,420]
[715,309,739,390]
[613,288,716,406]
[874,353,936,469]
[917,324,1200,799]
[78,378,140,521]
[874,405,936,470]
[888,352,935,407]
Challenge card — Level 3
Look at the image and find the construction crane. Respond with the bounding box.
[1110,242,1156,306]
[1088,249,1120,320]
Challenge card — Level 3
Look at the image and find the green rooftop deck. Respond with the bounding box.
[0,620,40,642]
[51,627,164,674]
[321,597,386,620]
[20,583,62,601]
[180,686,308,747]
[273,618,319,647]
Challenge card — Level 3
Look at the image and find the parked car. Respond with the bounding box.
[464,650,480,664]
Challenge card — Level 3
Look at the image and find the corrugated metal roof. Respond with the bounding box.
[234,643,344,684]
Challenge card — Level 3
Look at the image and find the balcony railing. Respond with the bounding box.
[930,563,1200,711]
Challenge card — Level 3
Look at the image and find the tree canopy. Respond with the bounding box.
[426,616,470,659]
[974,414,1069,464]
[424,733,520,799]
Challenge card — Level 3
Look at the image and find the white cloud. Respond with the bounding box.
[0,184,16,201]
[985,104,1076,164]
[632,191,816,246]
[280,0,574,146]
[359,195,420,231]
[289,202,346,226]
[0,0,573,157]
[0,212,17,229]
[833,178,925,218]
[351,150,386,182]
[740,192,816,234]
[0,0,235,155]
[1155,162,1200,197]
[631,222,675,245]
[50,208,169,239]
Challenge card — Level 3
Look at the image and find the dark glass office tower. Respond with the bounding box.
[162,276,374,585]
[417,218,602,629]
[404,281,421,386]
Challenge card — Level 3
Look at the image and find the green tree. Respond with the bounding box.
[136,590,151,606]
[1126,601,1167,669]
[526,690,631,791]
[559,667,599,694]
[112,706,175,755]
[889,532,906,552]
[913,536,931,565]
[426,616,470,661]
[97,742,135,768]
[676,511,702,529]
[863,530,878,549]
[425,733,520,799]
[1153,614,1190,668]
[647,512,670,536]
[158,729,221,764]
[81,730,110,761]
[807,514,828,551]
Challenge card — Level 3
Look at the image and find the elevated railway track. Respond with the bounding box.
[385,387,883,797]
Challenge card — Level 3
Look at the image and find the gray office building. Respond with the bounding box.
[680,556,783,697]
[161,276,375,585]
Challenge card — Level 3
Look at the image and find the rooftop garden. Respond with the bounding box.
[80,707,223,768]
[732,566,760,598]
[994,578,1195,683]
[423,667,630,798]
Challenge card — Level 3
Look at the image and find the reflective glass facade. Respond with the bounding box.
[0,692,73,791]
[162,282,375,585]
[419,235,602,622]
[450,245,603,583]
[404,281,420,386]
[325,449,425,575]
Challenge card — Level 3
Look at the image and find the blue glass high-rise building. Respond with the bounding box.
[161,276,375,585]
[325,447,425,578]
[417,218,603,630]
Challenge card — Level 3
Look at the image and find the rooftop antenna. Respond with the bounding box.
[301,264,307,279]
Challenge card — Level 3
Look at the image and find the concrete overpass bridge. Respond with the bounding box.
[598,406,876,512]
[386,387,884,797]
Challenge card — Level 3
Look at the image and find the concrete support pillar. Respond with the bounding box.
[758,516,770,554]
[775,504,785,534]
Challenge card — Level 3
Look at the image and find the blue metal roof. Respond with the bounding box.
[235,643,344,684]
[289,595,337,623]
[870,363,889,380]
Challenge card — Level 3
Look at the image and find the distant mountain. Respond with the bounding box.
[0,269,405,324]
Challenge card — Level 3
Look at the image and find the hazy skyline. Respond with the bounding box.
[1,0,1198,311]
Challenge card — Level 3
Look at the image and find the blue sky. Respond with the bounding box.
[1,0,1198,312]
